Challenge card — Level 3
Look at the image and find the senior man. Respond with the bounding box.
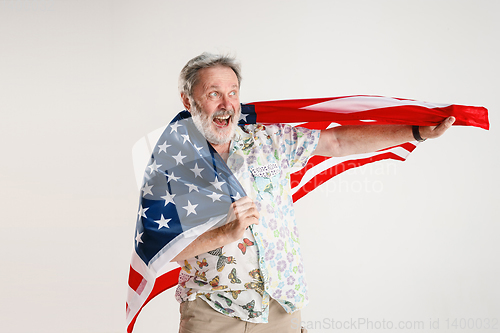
[171,53,454,333]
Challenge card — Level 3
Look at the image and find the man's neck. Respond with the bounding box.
[211,141,231,162]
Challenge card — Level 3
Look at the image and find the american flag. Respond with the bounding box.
[127,112,247,332]
[127,95,488,332]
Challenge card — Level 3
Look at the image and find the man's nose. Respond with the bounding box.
[220,95,232,110]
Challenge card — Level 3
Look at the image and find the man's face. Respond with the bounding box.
[186,65,241,146]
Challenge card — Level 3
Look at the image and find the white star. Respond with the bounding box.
[148,160,162,174]
[194,144,203,152]
[157,141,171,153]
[210,177,226,191]
[232,192,242,201]
[154,215,171,229]
[185,183,199,193]
[190,163,204,178]
[181,134,191,144]
[142,182,154,197]
[239,112,248,122]
[135,231,143,245]
[172,151,187,165]
[166,171,180,183]
[183,200,198,216]
[170,122,181,133]
[207,192,223,202]
[137,205,149,218]
[161,191,176,205]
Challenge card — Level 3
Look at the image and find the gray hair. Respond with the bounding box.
[178,52,242,99]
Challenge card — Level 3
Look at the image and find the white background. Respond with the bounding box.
[1,1,498,332]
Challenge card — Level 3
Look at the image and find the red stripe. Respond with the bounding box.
[290,155,331,188]
[290,143,415,191]
[127,267,181,333]
[396,142,417,152]
[292,152,405,202]
[128,266,146,294]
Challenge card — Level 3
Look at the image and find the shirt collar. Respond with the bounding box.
[230,125,254,154]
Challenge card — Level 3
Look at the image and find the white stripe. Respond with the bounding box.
[157,261,181,276]
[326,122,341,129]
[286,122,308,127]
[291,122,340,130]
[301,96,450,114]
[291,146,414,195]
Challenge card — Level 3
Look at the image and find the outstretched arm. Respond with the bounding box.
[313,116,456,157]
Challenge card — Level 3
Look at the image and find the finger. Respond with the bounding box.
[421,116,455,139]
[232,201,255,215]
[234,196,252,204]
[448,116,456,124]
[240,206,260,222]
[231,204,259,223]
[243,213,260,228]
[239,207,260,223]
[233,197,258,211]
[434,116,455,135]
[231,197,251,208]
[248,207,260,223]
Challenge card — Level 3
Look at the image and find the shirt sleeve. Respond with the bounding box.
[271,124,321,171]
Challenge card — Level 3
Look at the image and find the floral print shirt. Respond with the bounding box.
[175,124,320,323]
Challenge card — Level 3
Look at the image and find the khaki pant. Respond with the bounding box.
[179,297,307,333]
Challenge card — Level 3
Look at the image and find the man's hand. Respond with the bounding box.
[222,196,260,243]
[418,116,455,140]
[171,196,259,262]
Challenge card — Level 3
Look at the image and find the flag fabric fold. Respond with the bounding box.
[244,95,489,129]
[127,95,488,333]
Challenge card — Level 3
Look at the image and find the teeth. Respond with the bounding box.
[214,115,230,120]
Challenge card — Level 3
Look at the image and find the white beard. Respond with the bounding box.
[190,102,240,146]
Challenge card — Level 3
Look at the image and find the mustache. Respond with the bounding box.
[212,109,235,118]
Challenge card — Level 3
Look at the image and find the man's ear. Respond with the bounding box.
[181,93,191,112]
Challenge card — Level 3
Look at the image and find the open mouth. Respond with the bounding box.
[212,114,232,128]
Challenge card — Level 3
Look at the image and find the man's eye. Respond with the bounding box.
[209,92,218,97]
[229,91,237,96]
